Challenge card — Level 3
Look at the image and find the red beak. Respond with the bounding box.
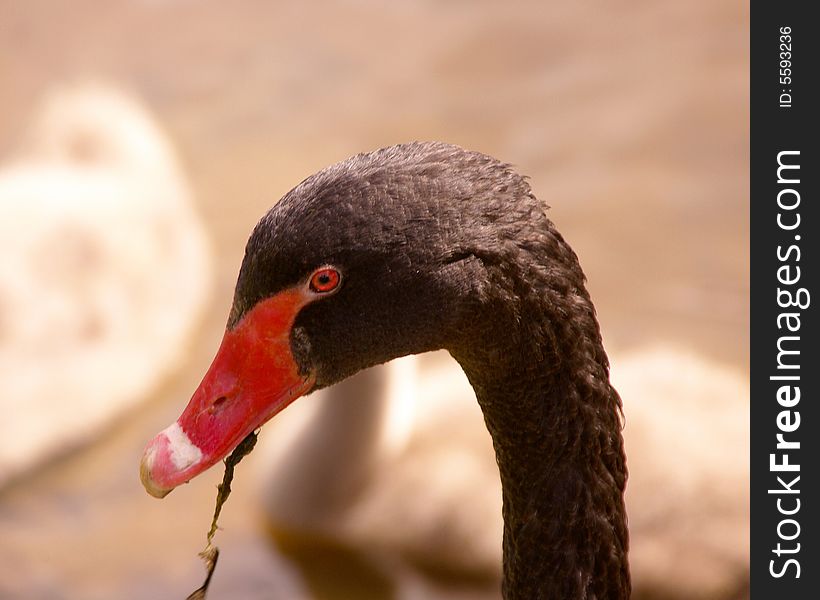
[140,288,315,498]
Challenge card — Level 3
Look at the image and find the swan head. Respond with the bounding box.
[140,142,542,497]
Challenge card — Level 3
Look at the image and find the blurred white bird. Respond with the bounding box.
[617,347,749,600]
[258,346,749,600]
[0,83,211,486]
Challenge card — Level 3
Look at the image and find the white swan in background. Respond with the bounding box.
[258,346,749,600]
[0,84,211,486]
[617,347,749,600]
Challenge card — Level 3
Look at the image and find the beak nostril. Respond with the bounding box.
[209,396,229,414]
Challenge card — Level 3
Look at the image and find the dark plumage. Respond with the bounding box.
[140,141,629,599]
[232,142,630,599]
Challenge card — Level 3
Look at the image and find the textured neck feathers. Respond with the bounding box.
[238,142,629,597]
[450,222,630,600]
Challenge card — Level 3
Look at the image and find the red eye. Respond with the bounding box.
[309,267,341,294]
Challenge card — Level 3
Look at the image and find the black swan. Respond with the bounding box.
[140,141,630,599]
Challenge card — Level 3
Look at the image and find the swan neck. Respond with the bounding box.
[451,274,630,599]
